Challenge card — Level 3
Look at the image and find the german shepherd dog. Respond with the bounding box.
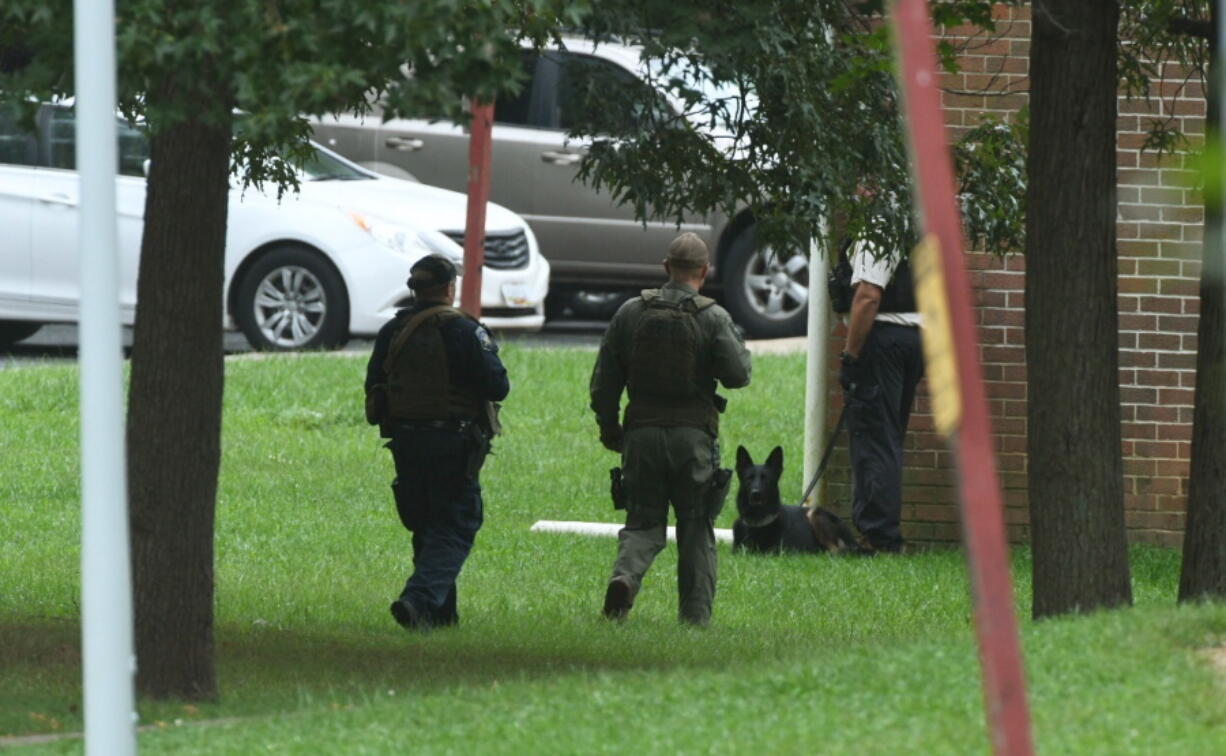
[732,446,862,555]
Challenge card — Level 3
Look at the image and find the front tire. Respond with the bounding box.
[0,321,42,348]
[721,226,809,339]
[235,246,350,351]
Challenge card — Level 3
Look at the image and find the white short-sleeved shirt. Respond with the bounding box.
[850,241,922,327]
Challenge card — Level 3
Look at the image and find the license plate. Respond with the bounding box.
[501,282,533,307]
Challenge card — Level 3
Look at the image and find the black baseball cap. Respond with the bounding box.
[407,254,463,291]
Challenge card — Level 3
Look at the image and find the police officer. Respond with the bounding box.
[590,232,752,626]
[365,254,509,630]
[839,240,924,554]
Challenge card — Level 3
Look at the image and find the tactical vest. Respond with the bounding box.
[829,244,916,314]
[382,306,482,421]
[624,290,720,434]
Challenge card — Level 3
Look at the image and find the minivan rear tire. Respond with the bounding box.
[721,226,809,339]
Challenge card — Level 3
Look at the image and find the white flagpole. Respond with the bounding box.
[74,0,137,751]
[802,232,831,507]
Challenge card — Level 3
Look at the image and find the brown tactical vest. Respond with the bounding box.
[624,290,720,434]
[382,306,482,421]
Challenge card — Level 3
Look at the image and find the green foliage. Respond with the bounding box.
[1,0,589,191]
[566,0,1027,256]
[3,355,1226,751]
[1119,0,1212,158]
[955,109,1029,253]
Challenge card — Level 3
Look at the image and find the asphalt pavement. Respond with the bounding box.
[0,318,611,369]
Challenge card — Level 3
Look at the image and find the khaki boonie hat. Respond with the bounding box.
[666,232,710,268]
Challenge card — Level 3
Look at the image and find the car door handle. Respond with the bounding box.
[384,136,424,152]
[540,150,582,166]
[38,192,75,206]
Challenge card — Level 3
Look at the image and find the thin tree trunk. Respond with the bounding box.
[1179,4,1226,602]
[1026,0,1133,619]
[127,82,231,699]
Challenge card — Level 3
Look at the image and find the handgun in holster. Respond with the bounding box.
[463,421,492,480]
[391,477,422,532]
[610,467,626,510]
[707,467,733,519]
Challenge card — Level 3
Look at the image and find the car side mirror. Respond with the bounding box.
[142,158,151,177]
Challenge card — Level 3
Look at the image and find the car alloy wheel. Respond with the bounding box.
[236,246,349,351]
[740,244,809,322]
[251,265,328,348]
[720,225,810,339]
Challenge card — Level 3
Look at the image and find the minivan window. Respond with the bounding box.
[493,52,540,127]
[0,105,38,167]
[550,52,672,133]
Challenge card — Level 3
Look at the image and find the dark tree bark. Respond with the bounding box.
[1179,4,1226,603]
[1025,0,1133,619]
[127,76,232,699]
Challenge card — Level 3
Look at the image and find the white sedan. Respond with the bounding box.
[0,103,549,350]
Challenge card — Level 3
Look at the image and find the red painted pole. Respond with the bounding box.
[461,101,494,318]
[890,2,1034,754]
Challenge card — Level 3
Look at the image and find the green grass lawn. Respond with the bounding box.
[2,347,1225,754]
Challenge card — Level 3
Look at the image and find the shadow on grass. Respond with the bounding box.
[0,611,746,738]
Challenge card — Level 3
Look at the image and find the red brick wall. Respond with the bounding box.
[824,4,1203,548]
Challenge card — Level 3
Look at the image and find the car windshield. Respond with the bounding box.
[301,147,372,181]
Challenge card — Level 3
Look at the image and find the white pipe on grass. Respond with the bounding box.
[74,0,136,752]
[531,520,734,544]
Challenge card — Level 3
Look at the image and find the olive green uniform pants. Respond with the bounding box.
[610,425,723,624]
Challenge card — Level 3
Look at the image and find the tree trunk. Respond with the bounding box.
[127,83,232,699]
[1025,0,1133,619]
[1179,6,1226,602]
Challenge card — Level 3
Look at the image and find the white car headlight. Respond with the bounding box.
[348,211,431,257]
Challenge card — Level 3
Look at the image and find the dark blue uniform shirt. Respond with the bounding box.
[365,300,510,412]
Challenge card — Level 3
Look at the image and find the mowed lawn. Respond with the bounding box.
[2,346,1225,754]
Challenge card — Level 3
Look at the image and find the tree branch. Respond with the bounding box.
[1168,16,1212,40]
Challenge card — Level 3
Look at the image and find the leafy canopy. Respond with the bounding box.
[1,0,589,189]
[563,0,1028,257]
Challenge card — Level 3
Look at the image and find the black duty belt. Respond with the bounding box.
[394,419,475,433]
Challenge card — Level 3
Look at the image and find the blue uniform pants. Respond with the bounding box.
[846,322,924,551]
[388,425,484,626]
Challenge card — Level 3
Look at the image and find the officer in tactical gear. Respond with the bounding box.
[365,254,509,630]
[590,232,752,626]
[838,240,924,554]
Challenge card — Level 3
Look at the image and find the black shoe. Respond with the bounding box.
[390,598,425,630]
[602,577,634,621]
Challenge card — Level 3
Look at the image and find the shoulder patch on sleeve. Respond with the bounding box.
[475,324,497,352]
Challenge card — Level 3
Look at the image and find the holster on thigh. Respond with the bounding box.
[391,477,423,532]
[704,468,733,520]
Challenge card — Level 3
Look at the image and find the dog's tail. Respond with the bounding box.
[807,507,866,555]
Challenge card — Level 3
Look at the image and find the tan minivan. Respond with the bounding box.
[311,38,810,338]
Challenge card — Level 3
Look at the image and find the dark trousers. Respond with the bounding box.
[388,425,484,626]
[846,322,924,550]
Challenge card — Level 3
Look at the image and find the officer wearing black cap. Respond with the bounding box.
[365,254,509,630]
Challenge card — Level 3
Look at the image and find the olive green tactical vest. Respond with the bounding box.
[382,306,482,421]
[625,289,720,434]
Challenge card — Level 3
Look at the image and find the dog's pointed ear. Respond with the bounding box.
[735,445,752,471]
[766,446,783,475]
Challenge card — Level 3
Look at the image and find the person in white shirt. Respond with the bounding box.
[838,240,924,553]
